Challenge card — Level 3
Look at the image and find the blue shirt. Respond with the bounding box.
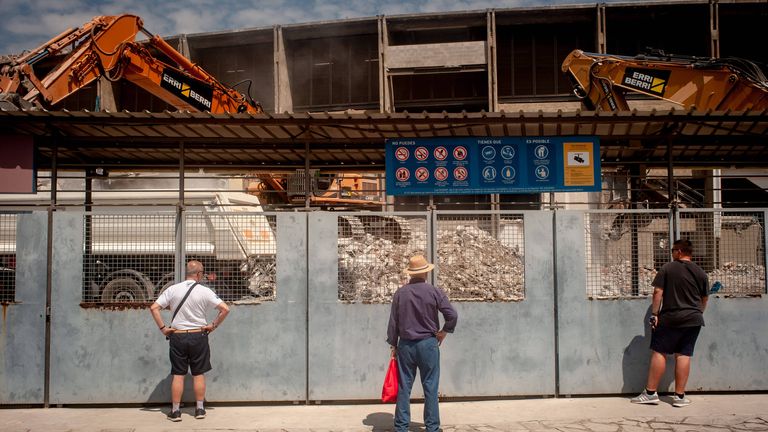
[387,277,458,346]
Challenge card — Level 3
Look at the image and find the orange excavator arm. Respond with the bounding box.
[561,49,768,111]
[0,14,262,114]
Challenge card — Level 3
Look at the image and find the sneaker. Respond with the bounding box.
[630,389,659,404]
[167,410,182,422]
[672,395,691,407]
[195,408,206,419]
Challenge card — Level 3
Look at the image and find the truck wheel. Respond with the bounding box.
[101,270,153,303]
[155,272,176,299]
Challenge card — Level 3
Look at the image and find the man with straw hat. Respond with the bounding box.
[387,254,458,432]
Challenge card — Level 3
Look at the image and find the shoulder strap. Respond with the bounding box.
[171,282,198,325]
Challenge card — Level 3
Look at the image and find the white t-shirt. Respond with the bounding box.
[156,280,223,330]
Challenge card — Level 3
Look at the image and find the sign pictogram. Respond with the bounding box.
[414,146,429,161]
[501,166,516,180]
[534,145,549,159]
[395,147,410,161]
[434,146,448,161]
[396,167,410,181]
[501,146,515,159]
[415,167,430,181]
[453,166,468,181]
[453,146,468,160]
[535,165,550,180]
[481,146,496,160]
[482,166,497,180]
[434,167,449,181]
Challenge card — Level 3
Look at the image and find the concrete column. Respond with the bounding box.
[274,25,293,114]
[486,10,498,112]
[97,77,118,112]
[378,16,393,113]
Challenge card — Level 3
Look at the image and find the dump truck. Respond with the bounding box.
[0,189,276,304]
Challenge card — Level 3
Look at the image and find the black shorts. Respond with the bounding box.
[169,332,212,376]
[650,326,702,356]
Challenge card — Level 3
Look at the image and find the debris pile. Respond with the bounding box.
[338,228,428,303]
[338,222,525,303]
[707,262,765,296]
[436,225,524,301]
[590,261,656,298]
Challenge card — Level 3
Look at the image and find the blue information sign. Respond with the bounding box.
[385,137,601,195]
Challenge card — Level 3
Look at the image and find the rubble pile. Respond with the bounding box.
[436,225,524,301]
[338,231,427,302]
[338,222,525,303]
[707,262,766,296]
[591,261,656,298]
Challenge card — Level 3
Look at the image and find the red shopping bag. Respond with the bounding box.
[381,357,398,403]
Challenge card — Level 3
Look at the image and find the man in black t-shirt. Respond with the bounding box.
[631,239,709,408]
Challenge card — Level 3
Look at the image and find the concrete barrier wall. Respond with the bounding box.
[0,212,47,404]
[556,210,768,395]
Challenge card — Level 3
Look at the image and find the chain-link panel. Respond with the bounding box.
[82,213,176,304]
[337,214,428,303]
[435,213,525,301]
[585,211,670,298]
[185,211,277,303]
[0,214,17,302]
[678,210,766,296]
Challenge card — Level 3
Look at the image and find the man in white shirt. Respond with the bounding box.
[150,260,230,422]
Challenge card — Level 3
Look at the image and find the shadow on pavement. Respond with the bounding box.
[363,411,426,431]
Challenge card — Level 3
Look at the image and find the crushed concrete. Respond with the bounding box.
[338,221,525,303]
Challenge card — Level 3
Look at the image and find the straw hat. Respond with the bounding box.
[404,255,434,274]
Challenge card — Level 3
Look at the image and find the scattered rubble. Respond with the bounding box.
[707,263,765,296]
[589,261,656,298]
[590,261,766,298]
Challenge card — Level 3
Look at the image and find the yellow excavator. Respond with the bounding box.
[561,49,768,111]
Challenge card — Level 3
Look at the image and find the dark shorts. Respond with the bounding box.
[169,332,212,376]
[650,326,702,356]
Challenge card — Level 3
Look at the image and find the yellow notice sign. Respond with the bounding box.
[563,142,595,186]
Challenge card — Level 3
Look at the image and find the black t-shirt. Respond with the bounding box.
[652,259,709,327]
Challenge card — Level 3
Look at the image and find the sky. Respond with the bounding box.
[0,0,632,55]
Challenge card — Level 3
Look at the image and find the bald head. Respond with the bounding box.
[185,260,204,280]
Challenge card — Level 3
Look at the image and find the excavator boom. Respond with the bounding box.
[562,49,768,111]
[0,14,262,114]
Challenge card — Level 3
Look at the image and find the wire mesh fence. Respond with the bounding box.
[436,213,525,301]
[82,211,277,305]
[82,213,177,304]
[0,213,17,302]
[337,214,428,302]
[185,211,277,303]
[584,211,670,298]
[679,210,766,296]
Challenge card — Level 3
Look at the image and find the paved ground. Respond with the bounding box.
[0,394,766,431]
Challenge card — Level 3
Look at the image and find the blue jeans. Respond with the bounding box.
[395,337,440,432]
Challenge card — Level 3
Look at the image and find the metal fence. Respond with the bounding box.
[186,211,277,303]
[336,211,526,303]
[0,213,17,302]
[679,209,766,296]
[584,209,767,298]
[82,210,277,305]
[82,213,177,304]
[435,212,525,301]
[584,210,670,298]
[337,213,428,302]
